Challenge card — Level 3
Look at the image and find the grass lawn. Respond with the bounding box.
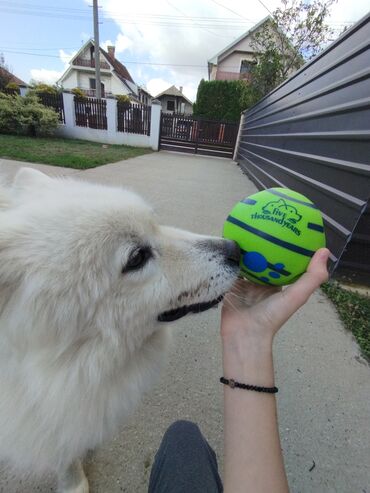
[0,134,153,169]
[322,282,370,361]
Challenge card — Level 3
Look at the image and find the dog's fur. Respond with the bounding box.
[0,168,239,492]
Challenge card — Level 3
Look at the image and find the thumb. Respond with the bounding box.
[282,247,330,312]
[250,248,330,331]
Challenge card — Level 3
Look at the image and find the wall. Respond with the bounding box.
[218,52,255,76]
[56,93,161,150]
[234,13,370,274]
[62,70,78,90]
[110,74,130,96]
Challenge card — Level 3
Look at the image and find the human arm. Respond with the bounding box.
[221,248,330,493]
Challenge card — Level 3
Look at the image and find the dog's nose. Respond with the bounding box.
[224,239,240,266]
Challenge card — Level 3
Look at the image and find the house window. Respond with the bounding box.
[167,100,175,111]
[89,78,105,96]
[240,60,255,74]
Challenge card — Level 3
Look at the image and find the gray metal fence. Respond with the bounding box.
[235,12,370,274]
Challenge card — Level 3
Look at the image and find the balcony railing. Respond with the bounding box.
[215,71,252,81]
[72,57,110,70]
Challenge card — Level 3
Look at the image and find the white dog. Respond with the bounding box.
[0,168,240,492]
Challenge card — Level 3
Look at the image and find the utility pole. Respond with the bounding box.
[93,0,102,99]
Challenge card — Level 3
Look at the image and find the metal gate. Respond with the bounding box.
[234,12,370,275]
[159,113,239,158]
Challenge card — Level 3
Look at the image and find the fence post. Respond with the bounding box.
[149,99,161,151]
[232,112,243,161]
[106,98,117,141]
[62,92,75,127]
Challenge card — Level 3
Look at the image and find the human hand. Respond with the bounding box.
[221,248,330,345]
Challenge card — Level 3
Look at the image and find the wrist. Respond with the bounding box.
[222,329,273,357]
[222,335,275,388]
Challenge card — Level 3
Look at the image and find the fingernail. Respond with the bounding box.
[320,248,329,258]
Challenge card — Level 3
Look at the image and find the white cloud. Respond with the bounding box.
[98,0,272,92]
[30,49,77,85]
[31,0,370,95]
[146,78,171,98]
[101,34,133,54]
[59,49,77,66]
[115,33,134,54]
[29,69,64,84]
[146,77,197,102]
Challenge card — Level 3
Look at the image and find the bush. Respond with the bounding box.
[193,79,253,122]
[30,83,59,96]
[71,87,87,99]
[0,93,59,137]
[0,92,21,134]
[116,94,131,104]
[5,81,20,94]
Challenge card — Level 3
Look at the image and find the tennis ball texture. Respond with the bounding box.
[223,188,326,286]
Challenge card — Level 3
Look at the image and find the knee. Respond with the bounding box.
[164,420,201,441]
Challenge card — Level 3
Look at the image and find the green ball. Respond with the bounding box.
[223,188,326,286]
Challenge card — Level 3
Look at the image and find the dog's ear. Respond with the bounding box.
[13,167,52,190]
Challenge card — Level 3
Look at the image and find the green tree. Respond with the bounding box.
[250,0,336,102]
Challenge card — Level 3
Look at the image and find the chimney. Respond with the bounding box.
[179,86,183,93]
[107,46,115,58]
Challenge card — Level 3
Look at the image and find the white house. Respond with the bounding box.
[58,39,152,104]
[208,16,272,82]
[154,85,193,114]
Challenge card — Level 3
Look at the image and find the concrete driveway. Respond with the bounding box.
[0,152,369,493]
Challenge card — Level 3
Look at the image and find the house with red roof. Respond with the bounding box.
[0,66,28,90]
[57,39,151,104]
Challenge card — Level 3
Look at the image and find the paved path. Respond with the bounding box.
[0,153,369,493]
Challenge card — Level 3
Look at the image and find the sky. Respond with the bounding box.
[0,0,369,102]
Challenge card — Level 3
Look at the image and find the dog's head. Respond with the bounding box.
[0,168,239,352]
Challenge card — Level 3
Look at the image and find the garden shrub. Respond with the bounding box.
[116,94,131,104]
[29,83,59,96]
[4,82,20,94]
[71,87,87,99]
[0,93,59,136]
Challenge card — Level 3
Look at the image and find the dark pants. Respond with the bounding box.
[148,420,223,493]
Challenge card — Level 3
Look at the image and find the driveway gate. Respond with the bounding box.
[159,114,239,158]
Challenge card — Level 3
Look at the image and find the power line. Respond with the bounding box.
[0,45,78,51]
[255,0,274,17]
[164,0,237,38]
[0,47,254,71]
[207,0,252,21]
[0,5,353,28]
[0,8,255,30]
[0,1,253,23]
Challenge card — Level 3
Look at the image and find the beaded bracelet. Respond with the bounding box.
[220,377,278,394]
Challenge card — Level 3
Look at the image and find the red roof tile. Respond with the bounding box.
[0,67,27,87]
[100,48,134,84]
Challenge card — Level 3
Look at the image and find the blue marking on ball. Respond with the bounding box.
[243,251,268,273]
[274,263,285,270]
[269,271,280,279]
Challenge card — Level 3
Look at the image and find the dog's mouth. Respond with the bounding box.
[158,295,224,322]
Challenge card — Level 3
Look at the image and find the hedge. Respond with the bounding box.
[193,79,253,122]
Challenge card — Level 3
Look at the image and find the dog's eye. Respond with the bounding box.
[123,247,152,273]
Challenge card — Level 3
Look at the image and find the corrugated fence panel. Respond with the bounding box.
[235,12,370,274]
